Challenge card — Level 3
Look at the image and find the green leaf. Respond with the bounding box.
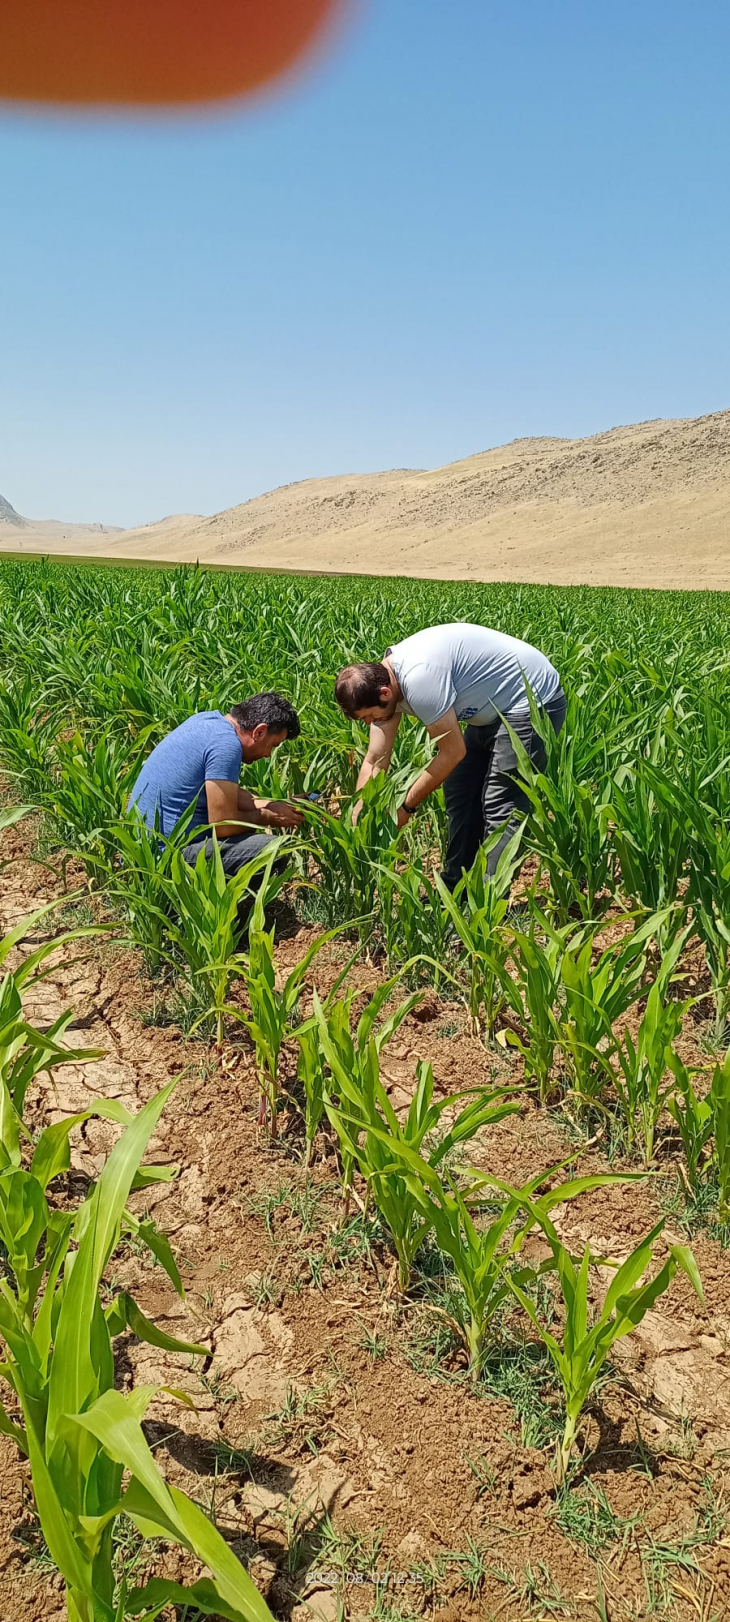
[667,1242,704,1304]
[105,1292,206,1356]
[30,1099,133,1189]
[71,1390,274,1621]
[126,1577,256,1621]
[47,1079,178,1450]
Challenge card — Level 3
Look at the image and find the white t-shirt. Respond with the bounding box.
[386,622,561,728]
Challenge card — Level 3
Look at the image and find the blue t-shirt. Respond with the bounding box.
[129,711,242,838]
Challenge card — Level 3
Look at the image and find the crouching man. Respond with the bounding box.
[334,622,566,889]
[128,691,303,870]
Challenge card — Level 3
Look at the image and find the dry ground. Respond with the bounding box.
[2,821,730,1621]
[2,409,730,589]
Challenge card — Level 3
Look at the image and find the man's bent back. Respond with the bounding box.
[131,710,242,838]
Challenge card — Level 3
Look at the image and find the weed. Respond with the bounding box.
[356,1319,389,1359]
[465,1453,497,1498]
[552,1479,639,1556]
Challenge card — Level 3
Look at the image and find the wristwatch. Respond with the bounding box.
[401,797,416,818]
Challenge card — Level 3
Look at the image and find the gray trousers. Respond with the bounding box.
[183,830,272,876]
[442,689,567,890]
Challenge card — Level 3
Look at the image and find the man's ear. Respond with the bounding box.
[379,685,393,705]
[251,723,269,744]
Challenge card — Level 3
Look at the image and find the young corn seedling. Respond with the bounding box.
[294,952,359,1165]
[315,990,520,1288]
[709,1047,730,1220]
[0,1077,274,1622]
[376,854,452,980]
[498,906,574,1101]
[0,899,109,1121]
[298,769,411,946]
[312,974,422,1214]
[666,1053,714,1196]
[101,805,197,976]
[48,727,146,874]
[360,1144,632,1373]
[644,763,730,1037]
[556,911,667,1111]
[434,827,524,1038]
[610,755,688,941]
[508,1211,703,1483]
[165,834,289,1046]
[613,928,692,1164]
[231,872,351,1137]
[295,1021,327,1167]
[0,674,57,801]
[504,696,616,922]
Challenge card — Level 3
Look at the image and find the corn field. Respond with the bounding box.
[0,555,729,1619]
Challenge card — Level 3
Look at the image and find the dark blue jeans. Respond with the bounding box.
[183,830,272,876]
[442,689,567,889]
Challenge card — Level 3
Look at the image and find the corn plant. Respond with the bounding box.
[1,899,109,1121]
[298,770,411,944]
[433,828,524,1037]
[293,952,360,1165]
[0,1077,274,1622]
[47,728,148,871]
[644,763,730,1036]
[498,907,575,1101]
[357,1140,632,1373]
[315,990,520,1288]
[610,759,688,937]
[100,805,198,975]
[612,928,692,1164]
[295,1022,327,1166]
[376,854,452,980]
[164,834,289,1045]
[709,1048,730,1220]
[0,675,57,800]
[508,1212,703,1482]
[231,870,351,1136]
[311,975,422,1212]
[556,912,668,1108]
[504,697,616,921]
[666,1054,715,1196]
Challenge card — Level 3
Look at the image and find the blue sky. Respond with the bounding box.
[1,0,728,528]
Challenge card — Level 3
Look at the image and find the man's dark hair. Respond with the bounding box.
[334,662,391,719]
[229,692,301,739]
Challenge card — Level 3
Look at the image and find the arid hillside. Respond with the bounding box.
[2,409,729,587]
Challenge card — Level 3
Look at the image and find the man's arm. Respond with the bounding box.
[205,780,303,835]
[355,714,401,791]
[205,779,249,837]
[396,708,466,828]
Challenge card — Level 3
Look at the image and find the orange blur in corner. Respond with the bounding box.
[0,0,346,107]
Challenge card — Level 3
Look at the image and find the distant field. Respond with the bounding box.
[1,553,729,789]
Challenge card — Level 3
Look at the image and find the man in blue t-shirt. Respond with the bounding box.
[129,691,303,875]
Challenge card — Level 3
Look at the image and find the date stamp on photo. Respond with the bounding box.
[309,1568,427,1589]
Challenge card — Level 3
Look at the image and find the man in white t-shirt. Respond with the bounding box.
[334,622,566,888]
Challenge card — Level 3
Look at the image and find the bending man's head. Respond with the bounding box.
[228,692,301,761]
[334,663,399,724]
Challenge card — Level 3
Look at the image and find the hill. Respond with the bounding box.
[0,496,122,545]
[0,494,26,527]
[2,409,729,588]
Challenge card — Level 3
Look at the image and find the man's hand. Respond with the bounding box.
[258,799,304,830]
[396,805,411,831]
